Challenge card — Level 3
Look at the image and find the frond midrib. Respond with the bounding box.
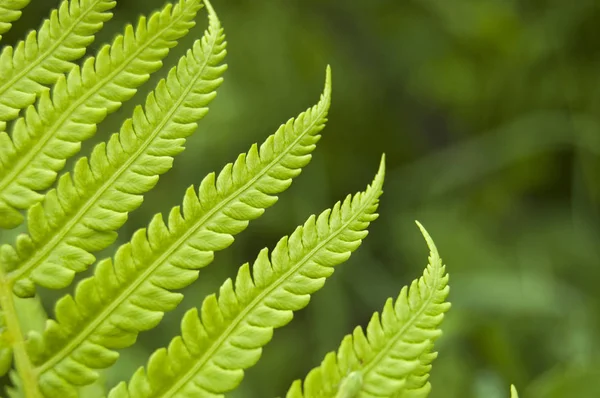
[0,0,106,98]
[163,186,379,397]
[360,258,443,386]
[32,29,221,375]
[0,1,194,202]
[35,76,326,376]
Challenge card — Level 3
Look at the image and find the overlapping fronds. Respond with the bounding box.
[0,1,425,397]
[0,0,30,42]
[0,0,225,297]
[108,156,385,398]
[25,66,333,396]
[286,223,449,398]
[0,0,115,123]
[0,0,203,230]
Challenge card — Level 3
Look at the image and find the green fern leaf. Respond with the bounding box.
[26,65,332,396]
[335,371,363,398]
[391,351,438,398]
[0,0,116,123]
[0,0,203,230]
[0,122,18,227]
[0,0,226,296]
[286,222,449,398]
[0,0,30,42]
[108,156,385,398]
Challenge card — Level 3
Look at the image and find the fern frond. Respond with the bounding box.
[0,0,116,123]
[335,371,363,398]
[27,65,332,396]
[0,0,225,297]
[0,0,203,230]
[0,0,30,42]
[108,156,385,398]
[286,222,449,398]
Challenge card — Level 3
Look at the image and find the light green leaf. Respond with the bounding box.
[286,222,450,398]
[511,384,519,398]
[0,0,30,42]
[335,371,363,398]
[1,0,226,297]
[28,64,332,396]
[0,0,115,123]
[0,0,203,229]
[108,156,385,398]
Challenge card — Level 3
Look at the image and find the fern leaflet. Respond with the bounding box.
[0,0,30,42]
[0,0,226,297]
[26,65,332,396]
[0,0,115,123]
[0,0,203,230]
[286,222,449,398]
[335,371,363,398]
[510,385,519,398]
[107,156,385,398]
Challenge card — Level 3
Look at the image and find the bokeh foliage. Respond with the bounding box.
[1,0,600,397]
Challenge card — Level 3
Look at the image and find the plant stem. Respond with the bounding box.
[0,272,41,397]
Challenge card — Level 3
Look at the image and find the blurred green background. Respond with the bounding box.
[3,0,600,397]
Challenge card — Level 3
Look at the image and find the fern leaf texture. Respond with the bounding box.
[25,66,333,396]
[286,222,450,398]
[0,0,227,297]
[0,0,203,229]
[0,0,116,123]
[108,156,385,398]
[0,0,30,42]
